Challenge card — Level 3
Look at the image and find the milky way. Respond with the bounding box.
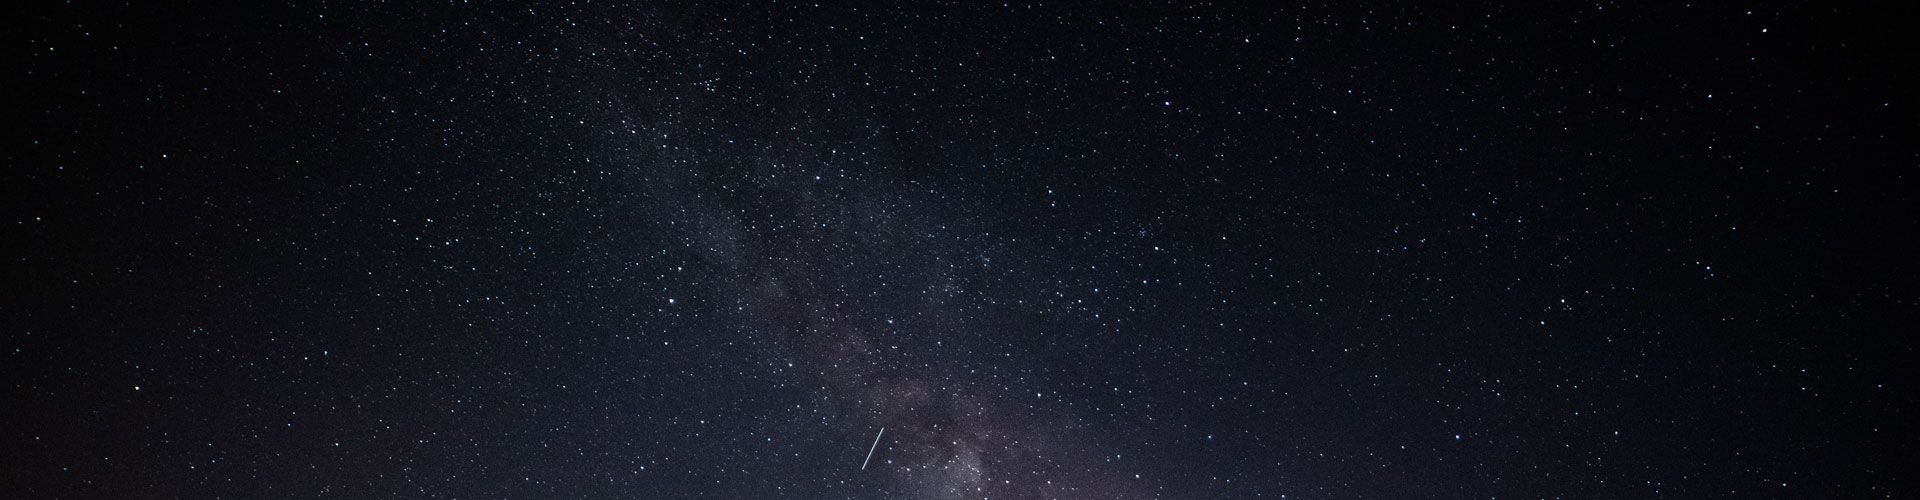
[640,150,1158,497]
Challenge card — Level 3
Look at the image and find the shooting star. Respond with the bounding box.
[860,427,885,470]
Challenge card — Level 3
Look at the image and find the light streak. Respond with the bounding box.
[860,427,885,470]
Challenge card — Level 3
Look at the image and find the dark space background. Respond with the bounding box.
[8,1,1913,499]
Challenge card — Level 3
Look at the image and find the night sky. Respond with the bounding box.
[10,2,1914,499]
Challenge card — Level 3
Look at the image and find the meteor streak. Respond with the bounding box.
[860,427,885,470]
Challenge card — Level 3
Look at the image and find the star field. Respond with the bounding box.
[9,1,1914,499]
